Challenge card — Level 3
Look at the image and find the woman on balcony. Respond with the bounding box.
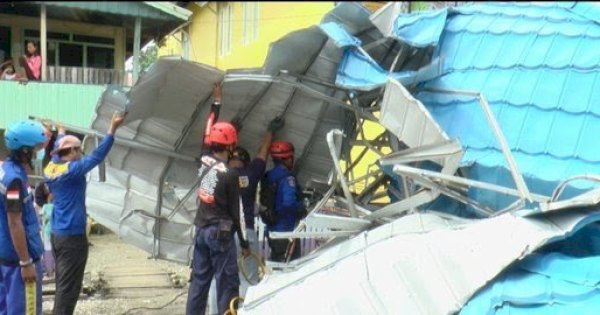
[19,40,41,81]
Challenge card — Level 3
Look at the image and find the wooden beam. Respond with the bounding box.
[40,3,47,81]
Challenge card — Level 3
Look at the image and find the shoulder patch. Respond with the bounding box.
[44,162,70,179]
[287,176,296,188]
[6,188,20,200]
[239,175,249,188]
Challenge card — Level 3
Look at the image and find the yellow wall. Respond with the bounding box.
[159,2,334,70]
[0,13,125,70]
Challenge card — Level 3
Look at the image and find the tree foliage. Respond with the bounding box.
[139,44,158,73]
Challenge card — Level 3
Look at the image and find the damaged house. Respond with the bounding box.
[75,2,600,314]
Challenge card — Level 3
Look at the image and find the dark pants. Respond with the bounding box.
[268,237,301,262]
[186,225,239,315]
[51,234,88,315]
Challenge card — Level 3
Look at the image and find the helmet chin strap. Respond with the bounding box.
[10,147,35,170]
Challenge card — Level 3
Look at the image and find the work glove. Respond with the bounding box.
[212,83,222,104]
[268,116,285,133]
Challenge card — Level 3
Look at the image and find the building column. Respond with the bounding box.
[182,29,190,60]
[40,3,47,81]
[133,16,142,83]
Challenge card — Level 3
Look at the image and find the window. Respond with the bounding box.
[59,43,83,67]
[24,29,115,69]
[87,46,114,69]
[242,2,259,46]
[0,26,10,63]
[219,3,232,56]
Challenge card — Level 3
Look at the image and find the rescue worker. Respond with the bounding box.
[228,116,284,291]
[0,119,48,315]
[44,111,126,315]
[264,141,306,262]
[186,121,250,315]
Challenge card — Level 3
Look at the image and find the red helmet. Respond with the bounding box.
[208,122,237,146]
[270,141,294,159]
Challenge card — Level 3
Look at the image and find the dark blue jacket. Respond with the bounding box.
[265,164,303,232]
[0,159,43,263]
[237,158,266,230]
[44,135,114,235]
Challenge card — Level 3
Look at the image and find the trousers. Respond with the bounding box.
[186,225,239,315]
[0,261,43,315]
[51,234,88,315]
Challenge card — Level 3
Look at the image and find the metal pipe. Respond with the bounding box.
[327,129,357,217]
[167,179,201,221]
[419,88,533,203]
[409,175,495,217]
[347,169,383,185]
[223,75,379,122]
[30,117,196,162]
[292,185,336,234]
[551,175,600,202]
[392,164,549,203]
[478,95,532,203]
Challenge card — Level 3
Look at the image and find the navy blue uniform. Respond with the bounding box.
[264,164,304,262]
[237,159,266,230]
[187,154,247,315]
[0,159,43,315]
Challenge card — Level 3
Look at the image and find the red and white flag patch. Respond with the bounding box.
[6,189,19,201]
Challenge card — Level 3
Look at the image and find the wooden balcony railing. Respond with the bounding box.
[46,66,132,86]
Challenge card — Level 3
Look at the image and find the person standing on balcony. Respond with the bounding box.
[0,119,48,315]
[44,112,126,315]
[19,40,41,81]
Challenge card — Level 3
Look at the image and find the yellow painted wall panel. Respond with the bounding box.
[216,2,335,70]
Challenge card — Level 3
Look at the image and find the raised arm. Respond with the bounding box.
[256,116,285,161]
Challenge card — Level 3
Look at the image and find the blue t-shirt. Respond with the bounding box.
[264,164,303,232]
[237,158,266,229]
[44,135,114,235]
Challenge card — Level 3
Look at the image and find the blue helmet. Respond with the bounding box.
[4,120,47,151]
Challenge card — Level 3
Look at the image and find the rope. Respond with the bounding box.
[237,252,267,285]
[225,296,244,315]
[120,290,187,315]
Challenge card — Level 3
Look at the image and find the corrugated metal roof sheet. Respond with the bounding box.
[0,81,105,129]
[240,209,600,315]
[35,1,190,21]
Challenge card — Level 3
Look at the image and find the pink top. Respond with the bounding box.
[26,55,41,80]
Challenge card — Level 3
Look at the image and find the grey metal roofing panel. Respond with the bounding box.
[85,11,357,262]
[239,210,600,315]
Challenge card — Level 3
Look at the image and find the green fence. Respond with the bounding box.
[0,80,105,129]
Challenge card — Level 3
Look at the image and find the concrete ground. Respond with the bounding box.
[42,231,190,315]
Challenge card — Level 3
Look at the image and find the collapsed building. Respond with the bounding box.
[76,2,600,314]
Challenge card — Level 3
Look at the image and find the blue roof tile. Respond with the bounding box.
[334,2,600,206]
[461,249,600,315]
